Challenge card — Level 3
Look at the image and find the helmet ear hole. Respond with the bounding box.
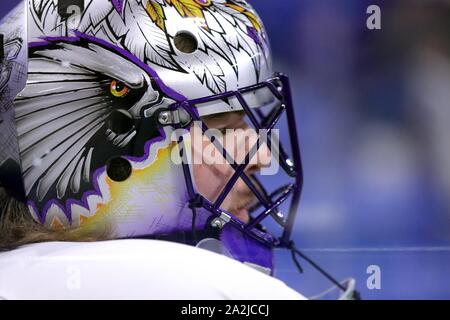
[174,31,198,54]
[107,109,134,135]
[106,157,132,182]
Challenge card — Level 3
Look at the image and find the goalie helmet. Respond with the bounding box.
[0,0,303,273]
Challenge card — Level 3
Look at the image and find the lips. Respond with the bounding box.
[225,179,260,224]
[230,195,258,223]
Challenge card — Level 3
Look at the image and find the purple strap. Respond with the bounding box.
[220,224,274,273]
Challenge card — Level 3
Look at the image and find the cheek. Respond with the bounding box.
[190,127,236,201]
[192,162,233,200]
[191,139,231,200]
[192,163,213,195]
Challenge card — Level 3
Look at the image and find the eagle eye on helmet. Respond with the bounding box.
[110,80,130,98]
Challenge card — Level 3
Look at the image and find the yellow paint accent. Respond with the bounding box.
[166,0,208,20]
[146,0,166,31]
[74,144,177,234]
[225,3,262,31]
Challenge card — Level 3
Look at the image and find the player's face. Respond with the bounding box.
[191,111,271,223]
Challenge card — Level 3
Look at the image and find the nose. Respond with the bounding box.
[235,128,273,175]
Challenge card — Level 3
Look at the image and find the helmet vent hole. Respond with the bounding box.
[107,110,134,135]
[174,31,198,54]
[106,157,132,182]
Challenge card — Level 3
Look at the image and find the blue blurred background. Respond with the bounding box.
[2,0,450,299]
[250,0,450,299]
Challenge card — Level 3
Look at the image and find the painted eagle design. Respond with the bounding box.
[15,37,176,206]
[16,0,272,222]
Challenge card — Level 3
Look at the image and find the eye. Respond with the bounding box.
[110,80,130,98]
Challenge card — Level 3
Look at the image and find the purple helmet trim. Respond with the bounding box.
[246,26,262,46]
[220,224,274,271]
[111,0,126,15]
[27,127,168,225]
